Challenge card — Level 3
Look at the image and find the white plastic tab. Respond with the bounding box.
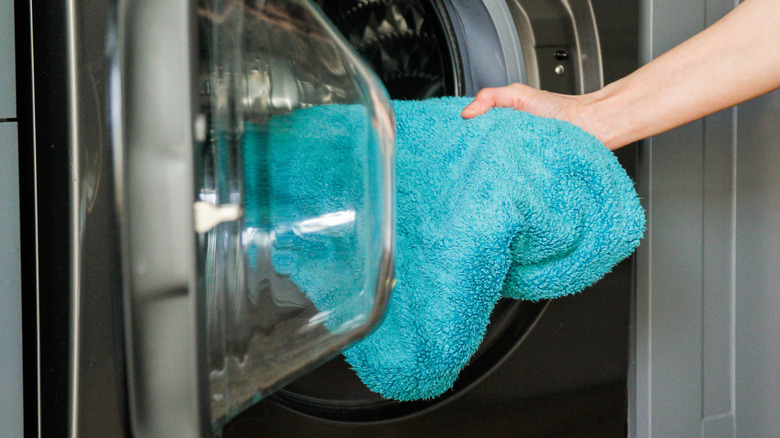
[194,201,242,234]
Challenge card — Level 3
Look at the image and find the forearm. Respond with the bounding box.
[583,0,780,149]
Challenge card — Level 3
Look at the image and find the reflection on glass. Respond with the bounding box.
[195,0,395,431]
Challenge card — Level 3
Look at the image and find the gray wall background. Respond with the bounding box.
[633,0,780,436]
[1,1,24,437]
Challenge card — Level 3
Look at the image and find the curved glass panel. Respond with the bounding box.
[195,0,395,429]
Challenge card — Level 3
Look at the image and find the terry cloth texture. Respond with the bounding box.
[246,96,645,402]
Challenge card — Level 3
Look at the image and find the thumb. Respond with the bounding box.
[461,88,500,118]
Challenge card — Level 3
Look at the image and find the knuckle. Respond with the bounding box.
[475,88,494,101]
[508,83,526,93]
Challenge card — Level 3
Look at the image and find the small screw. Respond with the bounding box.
[554,64,565,75]
[555,49,569,61]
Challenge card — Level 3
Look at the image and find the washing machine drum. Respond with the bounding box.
[270,0,600,421]
[313,0,460,98]
[313,0,532,99]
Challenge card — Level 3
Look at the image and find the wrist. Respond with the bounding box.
[574,83,639,150]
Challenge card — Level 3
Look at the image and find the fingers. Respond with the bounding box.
[461,87,513,118]
[460,84,605,145]
[461,84,530,118]
[461,88,499,118]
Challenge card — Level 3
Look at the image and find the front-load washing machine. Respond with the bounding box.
[17,0,638,436]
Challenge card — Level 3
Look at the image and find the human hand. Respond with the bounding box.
[461,83,581,120]
[461,0,780,151]
[460,83,611,146]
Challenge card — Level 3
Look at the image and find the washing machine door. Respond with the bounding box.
[111,0,394,435]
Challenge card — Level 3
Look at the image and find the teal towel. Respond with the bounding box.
[248,96,645,401]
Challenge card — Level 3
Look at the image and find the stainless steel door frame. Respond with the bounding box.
[442,0,603,95]
[28,0,128,435]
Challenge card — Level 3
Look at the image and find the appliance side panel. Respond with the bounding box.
[643,122,705,438]
[0,121,23,437]
[734,90,780,437]
[635,0,741,437]
[700,0,738,433]
[1,1,23,435]
[1,0,15,119]
[700,108,736,424]
[637,0,707,435]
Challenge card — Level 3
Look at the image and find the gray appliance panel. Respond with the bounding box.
[0,121,23,438]
[633,0,737,432]
[1,0,15,119]
[1,0,23,435]
[734,88,780,438]
[633,0,780,437]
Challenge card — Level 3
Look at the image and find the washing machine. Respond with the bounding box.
[15,0,639,436]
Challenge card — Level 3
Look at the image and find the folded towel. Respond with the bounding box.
[247,96,645,401]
